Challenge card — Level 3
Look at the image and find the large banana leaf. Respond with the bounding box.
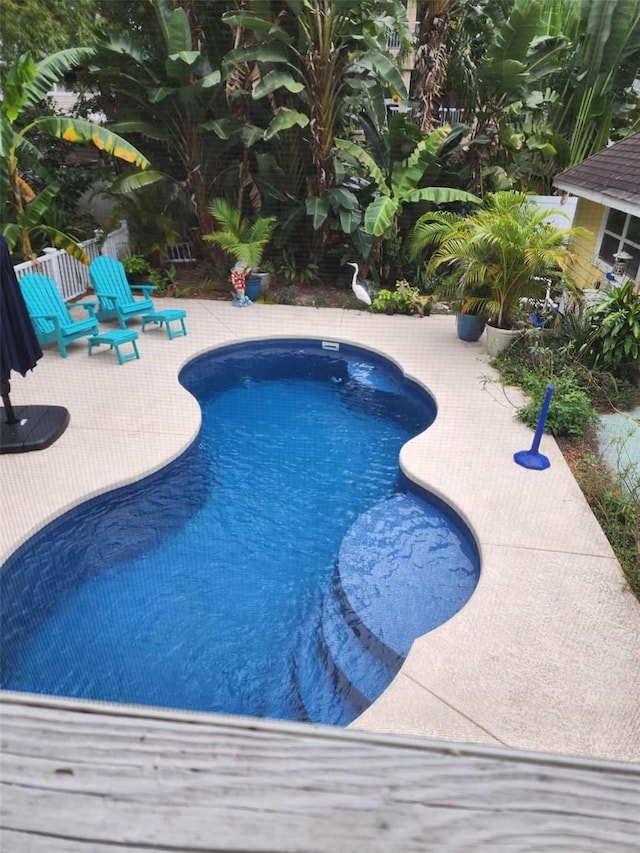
[1,48,96,122]
[355,52,408,102]
[165,52,202,82]
[404,187,482,206]
[391,128,449,197]
[98,32,149,64]
[482,0,543,93]
[16,184,60,229]
[328,186,360,211]
[263,109,309,140]
[33,118,150,169]
[109,170,165,193]
[222,11,284,37]
[166,6,192,56]
[338,206,361,234]
[31,227,91,264]
[335,138,387,193]
[1,54,37,122]
[108,122,170,142]
[306,197,329,229]
[223,43,292,68]
[3,182,89,263]
[253,72,305,99]
[364,196,398,236]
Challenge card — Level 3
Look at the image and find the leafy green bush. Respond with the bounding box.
[147,265,177,295]
[580,281,640,381]
[517,375,595,437]
[371,280,428,315]
[122,255,151,279]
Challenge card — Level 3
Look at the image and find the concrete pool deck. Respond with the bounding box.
[1,299,639,763]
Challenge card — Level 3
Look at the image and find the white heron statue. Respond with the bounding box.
[347,262,372,306]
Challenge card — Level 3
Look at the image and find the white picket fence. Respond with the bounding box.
[13,221,130,302]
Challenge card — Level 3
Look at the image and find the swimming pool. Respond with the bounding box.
[1,340,480,724]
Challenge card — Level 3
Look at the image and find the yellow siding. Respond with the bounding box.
[569,199,606,290]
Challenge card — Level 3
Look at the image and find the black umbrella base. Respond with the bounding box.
[0,405,70,454]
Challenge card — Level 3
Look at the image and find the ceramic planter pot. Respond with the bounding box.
[485,324,523,356]
[245,274,261,301]
[456,313,487,342]
[253,271,271,292]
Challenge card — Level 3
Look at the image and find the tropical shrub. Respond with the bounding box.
[122,255,151,280]
[371,280,430,315]
[579,281,640,381]
[410,191,584,330]
[2,49,150,262]
[517,374,595,438]
[204,199,275,270]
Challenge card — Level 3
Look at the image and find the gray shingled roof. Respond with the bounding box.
[553,132,640,209]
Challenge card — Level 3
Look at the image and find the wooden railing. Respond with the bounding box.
[2,692,639,852]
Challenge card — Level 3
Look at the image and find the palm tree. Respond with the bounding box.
[203,198,275,270]
[409,190,583,329]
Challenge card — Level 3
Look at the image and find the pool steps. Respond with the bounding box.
[296,499,419,724]
[320,584,401,704]
[297,490,479,725]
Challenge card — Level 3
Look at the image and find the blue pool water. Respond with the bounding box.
[1,340,480,724]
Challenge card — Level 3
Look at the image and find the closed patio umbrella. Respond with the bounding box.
[0,234,69,453]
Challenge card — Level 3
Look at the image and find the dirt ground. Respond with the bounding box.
[172,263,365,309]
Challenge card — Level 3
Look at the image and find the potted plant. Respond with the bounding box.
[409,191,583,355]
[436,275,491,342]
[122,254,151,284]
[455,301,489,342]
[203,199,275,301]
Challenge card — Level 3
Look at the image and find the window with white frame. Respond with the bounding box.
[598,208,640,280]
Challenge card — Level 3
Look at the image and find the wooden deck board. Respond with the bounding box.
[2,694,640,852]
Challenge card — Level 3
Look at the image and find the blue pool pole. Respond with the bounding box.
[514,385,554,470]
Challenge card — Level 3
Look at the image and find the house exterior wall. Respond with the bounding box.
[570,198,605,290]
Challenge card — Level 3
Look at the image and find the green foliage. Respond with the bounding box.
[147,265,178,296]
[109,179,185,263]
[410,191,583,329]
[335,128,480,239]
[1,46,150,262]
[0,0,100,68]
[371,280,429,315]
[204,198,276,270]
[518,374,594,437]
[575,442,639,597]
[276,253,320,286]
[495,335,600,437]
[579,282,640,381]
[122,255,151,278]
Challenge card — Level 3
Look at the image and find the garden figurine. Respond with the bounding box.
[231,263,252,307]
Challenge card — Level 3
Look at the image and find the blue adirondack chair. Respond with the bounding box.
[18,273,99,358]
[89,256,157,329]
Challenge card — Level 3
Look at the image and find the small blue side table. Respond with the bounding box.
[141,309,188,340]
[88,329,140,364]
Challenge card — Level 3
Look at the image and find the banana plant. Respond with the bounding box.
[334,127,480,239]
[221,0,412,199]
[94,0,224,243]
[542,0,640,166]
[2,49,152,262]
